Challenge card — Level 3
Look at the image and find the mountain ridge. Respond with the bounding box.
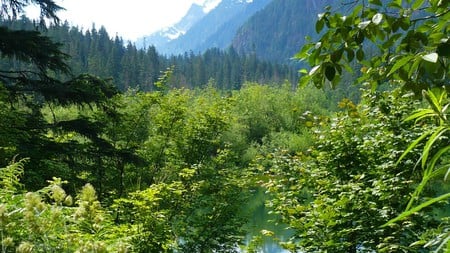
[137,0,335,63]
[232,0,334,62]
[135,3,207,49]
[137,0,271,55]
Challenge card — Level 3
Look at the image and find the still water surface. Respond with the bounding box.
[242,189,291,253]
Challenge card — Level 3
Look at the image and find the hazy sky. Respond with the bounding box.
[27,0,210,41]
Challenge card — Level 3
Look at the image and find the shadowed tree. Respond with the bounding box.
[0,0,124,193]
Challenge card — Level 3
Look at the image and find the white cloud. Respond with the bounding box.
[27,0,200,41]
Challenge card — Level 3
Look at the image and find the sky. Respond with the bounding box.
[27,0,211,41]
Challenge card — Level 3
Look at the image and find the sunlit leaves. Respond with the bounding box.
[296,0,450,93]
[389,87,450,250]
[309,65,320,76]
[372,13,383,25]
[422,52,439,63]
[358,20,371,29]
[292,0,450,250]
[387,55,415,77]
[0,164,131,252]
[262,89,432,252]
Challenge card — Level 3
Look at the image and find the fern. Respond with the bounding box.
[0,158,27,194]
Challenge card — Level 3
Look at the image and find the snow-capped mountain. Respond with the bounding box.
[202,0,222,12]
[136,0,271,55]
[135,2,209,49]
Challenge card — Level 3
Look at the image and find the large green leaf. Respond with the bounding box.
[422,126,448,169]
[403,108,435,123]
[383,192,450,227]
[406,146,450,210]
[325,65,336,81]
[396,130,432,165]
[387,55,415,77]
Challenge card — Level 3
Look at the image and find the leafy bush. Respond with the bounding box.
[260,89,444,252]
[0,160,131,252]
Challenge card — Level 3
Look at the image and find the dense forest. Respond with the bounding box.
[0,0,449,252]
[0,17,297,91]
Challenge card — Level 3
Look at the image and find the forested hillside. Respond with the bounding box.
[232,0,333,62]
[0,0,449,252]
[0,17,296,91]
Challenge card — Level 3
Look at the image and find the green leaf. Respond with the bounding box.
[400,18,411,30]
[331,49,343,63]
[396,130,432,165]
[422,53,438,63]
[405,158,448,211]
[358,20,371,29]
[388,0,402,8]
[346,48,355,62]
[369,0,383,6]
[387,55,415,76]
[299,69,308,74]
[383,193,450,227]
[428,147,450,179]
[422,89,443,117]
[422,126,448,168]
[372,13,383,25]
[437,40,450,57]
[299,74,312,87]
[408,56,422,78]
[354,30,365,45]
[325,65,336,81]
[403,108,435,122]
[356,48,365,61]
[309,65,321,76]
[295,43,314,60]
[412,0,425,10]
[316,19,325,34]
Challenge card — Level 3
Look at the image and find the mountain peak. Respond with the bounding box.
[201,0,222,13]
[137,0,271,54]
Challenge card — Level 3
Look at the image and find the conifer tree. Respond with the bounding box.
[0,0,119,191]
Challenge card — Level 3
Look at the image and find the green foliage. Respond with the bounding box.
[230,83,330,149]
[0,0,123,193]
[297,0,449,92]
[0,26,69,74]
[384,87,450,250]
[0,17,297,91]
[115,149,250,253]
[0,161,131,253]
[260,89,445,252]
[294,0,450,251]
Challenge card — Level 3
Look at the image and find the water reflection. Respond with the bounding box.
[242,189,291,253]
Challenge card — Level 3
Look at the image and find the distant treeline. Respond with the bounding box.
[1,17,298,90]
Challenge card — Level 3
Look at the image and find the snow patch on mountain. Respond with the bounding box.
[136,0,269,53]
[201,0,222,12]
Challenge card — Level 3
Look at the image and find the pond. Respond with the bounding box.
[241,189,291,253]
